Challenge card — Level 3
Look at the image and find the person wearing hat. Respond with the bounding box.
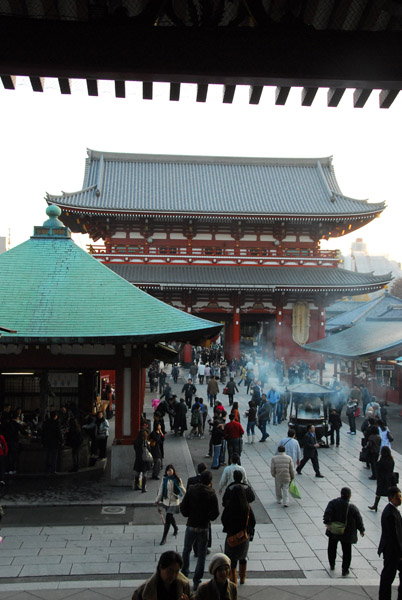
[193,553,237,600]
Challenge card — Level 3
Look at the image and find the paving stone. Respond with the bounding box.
[70,563,120,575]
[12,555,62,566]
[19,565,71,577]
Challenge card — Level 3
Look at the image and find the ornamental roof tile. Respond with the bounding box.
[106,263,391,291]
[0,209,221,344]
[47,150,385,217]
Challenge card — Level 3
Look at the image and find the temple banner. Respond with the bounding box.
[292,302,311,345]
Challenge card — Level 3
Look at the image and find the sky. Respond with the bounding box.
[1,77,401,262]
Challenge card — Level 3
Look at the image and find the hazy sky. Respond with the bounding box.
[1,77,401,261]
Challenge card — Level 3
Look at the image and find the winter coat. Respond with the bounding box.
[221,496,256,538]
[226,380,238,394]
[323,497,365,544]
[132,570,190,600]
[367,433,381,457]
[222,481,255,506]
[155,476,186,508]
[133,437,152,473]
[194,578,237,600]
[376,456,395,497]
[207,378,220,396]
[180,483,219,528]
[173,401,187,431]
[270,451,295,484]
[95,418,109,440]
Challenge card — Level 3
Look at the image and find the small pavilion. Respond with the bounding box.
[0,205,221,482]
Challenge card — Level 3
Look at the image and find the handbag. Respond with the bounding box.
[223,387,229,395]
[391,472,399,485]
[387,430,394,442]
[289,479,302,499]
[227,509,249,548]
[329,502,350,535]
[142,444,153,464]
[359,448,369,462]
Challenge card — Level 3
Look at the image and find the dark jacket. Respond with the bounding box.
[376,457,395,497]
[302,431,318,459]
[42,419,63,450]
[367,433,381,456]
[378,502,402,557]
[133,437,152,473]
[180,483,219,528]
[173,401,187,431]
[323,497,365,544]
[226,380,239,394]
[182,382,196,398]
[329,412,342,430]
[221,499,256,538]
[222,482,255,507]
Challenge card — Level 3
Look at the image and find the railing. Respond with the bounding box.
[88,244,340,259]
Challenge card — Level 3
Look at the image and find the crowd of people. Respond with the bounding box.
[0,402,110,480]
[131,353,402,600]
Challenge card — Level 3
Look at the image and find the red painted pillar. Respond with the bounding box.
[232,306,241,360]
[114,365,124,441]
[130,355,144,437]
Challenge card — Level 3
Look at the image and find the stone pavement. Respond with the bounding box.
[0,369,401,599]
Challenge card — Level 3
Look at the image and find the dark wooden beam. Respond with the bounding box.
[143,81,153,100]
[327,87,345,107]
[275,86,290,105]
[0,18,402,91]
[301,87,318,106]
[58,77,71,94]
[114,80,125,98]
[169,82,180,101]
[249,85,263,104]
[327,0,353,30]
[1,75,16,89]
[196,83,208,102]
[379,89,399,109]
[223,84,236,103]
[86,78,98,96]
[29,76,44,92]
[353,88,372,108]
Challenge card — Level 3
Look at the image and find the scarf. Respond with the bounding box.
[162,475,182,500]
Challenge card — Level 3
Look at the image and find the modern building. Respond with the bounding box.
[48,150,391,366]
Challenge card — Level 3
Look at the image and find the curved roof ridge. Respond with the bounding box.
[86,148,334,167]
[333,192,385,210]
[46,185,97,200]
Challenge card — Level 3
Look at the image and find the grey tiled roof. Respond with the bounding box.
[106,264,391,291]
[326,292,402,331]
[304,320,402,359]
[47,150,385,217]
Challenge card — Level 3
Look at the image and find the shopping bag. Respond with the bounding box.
[289,479,302,499]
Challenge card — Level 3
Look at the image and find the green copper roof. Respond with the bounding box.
[0,208,221,344]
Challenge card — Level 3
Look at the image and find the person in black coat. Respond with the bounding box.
[173,398,187,436]
[296,424,324,477]
[329,409,342,447]
[323,487,365,576]
[378,486,402,600]
[368,446,395,512]
[222,469,255,506]
[42,412,63,474]
[133,429,152,493]
[221,483,256,585]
